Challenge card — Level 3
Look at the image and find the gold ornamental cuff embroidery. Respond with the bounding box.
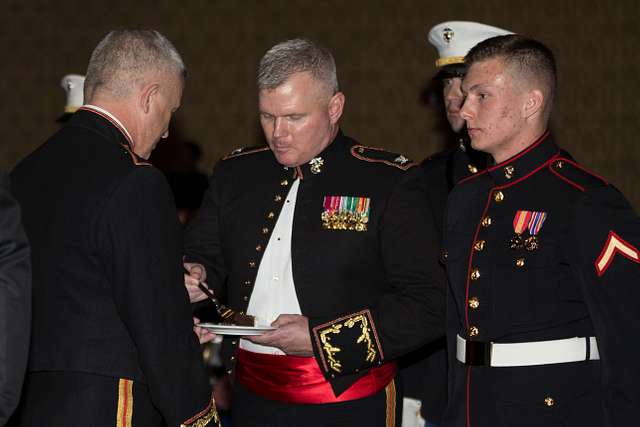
[313,309,383,374]
[181,394,220,427]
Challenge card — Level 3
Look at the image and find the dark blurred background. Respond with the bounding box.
[1,0,638,209]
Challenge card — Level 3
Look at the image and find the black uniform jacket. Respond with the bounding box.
[10,109,218,426]
[442,133,640,426]
[184,132,445,396]
[0,172,31,425]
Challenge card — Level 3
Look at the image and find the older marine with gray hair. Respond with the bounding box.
[258,38,339,94]
[10,29,219,427]
[183,37,445,426]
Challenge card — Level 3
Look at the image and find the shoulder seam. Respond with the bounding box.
[222,146,270,160]
[350,145,416,171]
[548,157,607,192]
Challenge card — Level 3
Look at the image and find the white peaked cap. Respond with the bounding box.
[60,74,85,113]
[428,21,513,68]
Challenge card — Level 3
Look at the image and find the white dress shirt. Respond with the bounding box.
[240,178,302,355]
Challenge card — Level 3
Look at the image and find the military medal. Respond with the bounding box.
[524,211,547,251]
[510,210,547,251]
[321,195,370,231]
[510,210,531,249]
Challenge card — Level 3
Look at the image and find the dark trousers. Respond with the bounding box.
[232,378,402,427]
[9,371,163,427]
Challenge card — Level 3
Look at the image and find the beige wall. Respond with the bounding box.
[1,0,638,208]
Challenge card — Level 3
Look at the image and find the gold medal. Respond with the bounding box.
[524,235,539,251]
[509,234,524,250]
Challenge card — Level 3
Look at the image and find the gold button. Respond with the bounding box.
[544,396,555,407]
[280,179,289,186]
[504,165,515,179]
[470,268,481,281]
[243,296,249,301]
[244,280,252,285]
[248,261,256,268]
[227,369,233,375]
[231,340,237,345]
[481,216,492,227]
[267,212,275,219]
[262,227,269,234]
[474,240,486,251]
[469,326,479,337]
[554,160,564,169]
[516,257,525,268]
[494,191,504,202]
[441,249,448,260]
[230,356,235,361]
[274,195,283,202]
[467,164,478,174]
[255,245,262,252]
[468,297,480,309]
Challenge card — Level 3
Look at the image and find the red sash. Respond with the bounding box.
[236,348,397,404]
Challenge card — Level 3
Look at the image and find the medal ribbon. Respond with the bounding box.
[513,210,532,234]
[527,212,547,235]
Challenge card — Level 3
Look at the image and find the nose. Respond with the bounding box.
[460,98,473,121]
[273,117,287,139]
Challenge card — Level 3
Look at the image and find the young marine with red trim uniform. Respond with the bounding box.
[183,38,445,426]
[399,22,513,427]
[10,30,219,427]
[442,35,640,426]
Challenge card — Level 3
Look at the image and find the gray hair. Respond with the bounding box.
[84,29,185,101]
[258,38,339,95]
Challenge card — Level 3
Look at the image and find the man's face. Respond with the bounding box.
[137,72,183,159]
[442,77,465,133]
[460,58,527,160]
[259,72,342,167]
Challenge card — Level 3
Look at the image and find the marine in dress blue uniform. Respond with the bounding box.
[443,34,640,427]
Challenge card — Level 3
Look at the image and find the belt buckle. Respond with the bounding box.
[465,340,493,366]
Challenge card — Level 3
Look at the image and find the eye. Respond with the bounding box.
[479,93,488,100]
[287,115,303,121]
[260,113,273,121]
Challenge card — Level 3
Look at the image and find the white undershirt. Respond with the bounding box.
[240,178,302,355]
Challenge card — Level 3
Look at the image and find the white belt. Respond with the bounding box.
[456,334,600,367]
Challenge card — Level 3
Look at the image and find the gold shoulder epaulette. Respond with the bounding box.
[350,145,416,171]
[222,145,270,161]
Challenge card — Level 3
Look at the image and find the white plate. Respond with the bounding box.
[197,323,276,336]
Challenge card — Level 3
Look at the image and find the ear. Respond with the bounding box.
[523,89,544,119]
[328,92,345,125]
[138,83,160,114]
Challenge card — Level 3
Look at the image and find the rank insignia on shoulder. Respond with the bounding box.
[595,230,639,276]
[350,145,415,170]
[222,145,269,160]
[510,210,547,251]
[321,195,370,231]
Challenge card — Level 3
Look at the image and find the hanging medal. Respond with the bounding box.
[510,210,532,249]
[524,211,547,251]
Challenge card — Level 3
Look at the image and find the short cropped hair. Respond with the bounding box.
[258,38,339,95]
[466,35,557,111]
[84,29,185,101]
